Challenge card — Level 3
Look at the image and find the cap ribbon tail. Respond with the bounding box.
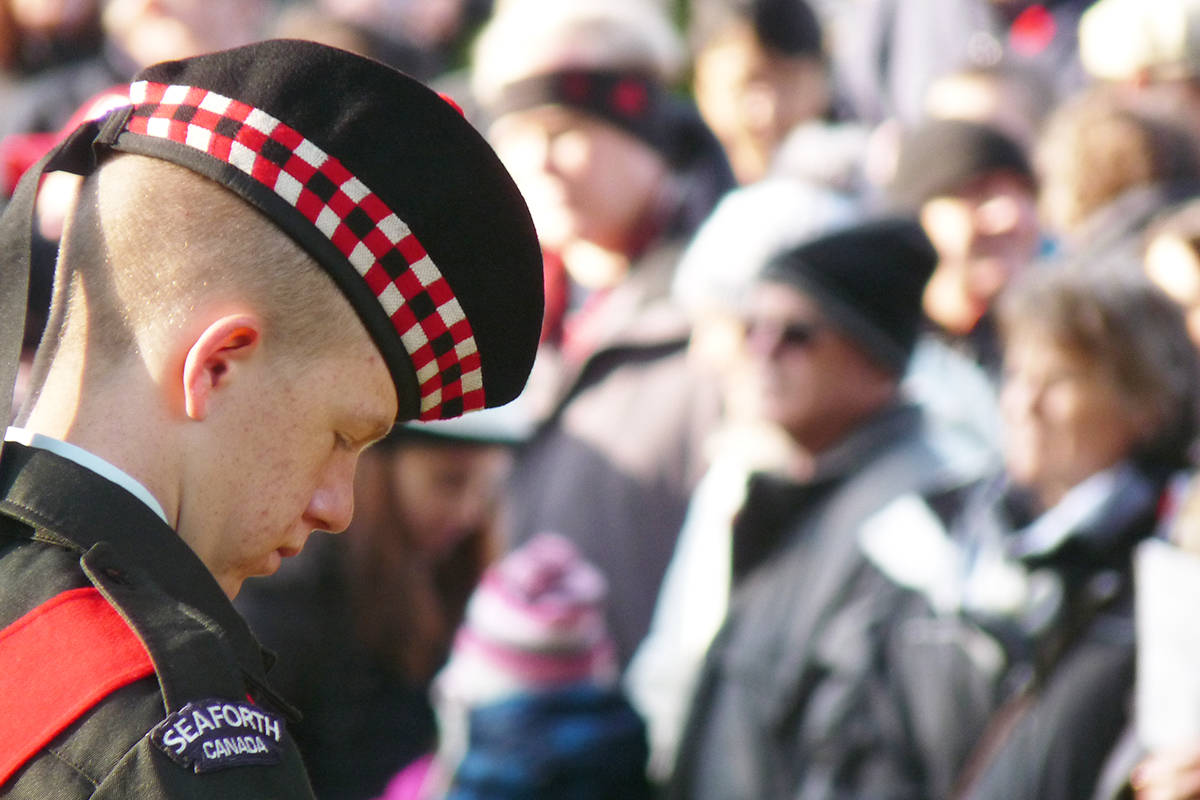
[0,117,108,454]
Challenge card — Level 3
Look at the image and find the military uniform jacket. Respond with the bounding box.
[0,442,316,798]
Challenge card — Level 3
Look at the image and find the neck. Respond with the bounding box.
[21,356,181,527]
[1034,481,1070,513]
[790,388,899,463]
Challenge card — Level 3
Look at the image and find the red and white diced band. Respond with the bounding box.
[123,80,484,420]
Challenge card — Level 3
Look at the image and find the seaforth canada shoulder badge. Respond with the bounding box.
[151,699,285,772]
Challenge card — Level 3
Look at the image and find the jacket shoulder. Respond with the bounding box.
[0,587,156,777]
[0,539,163,796]
[0,537,314,798]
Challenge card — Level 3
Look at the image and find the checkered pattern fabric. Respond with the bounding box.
[125,81,484,420]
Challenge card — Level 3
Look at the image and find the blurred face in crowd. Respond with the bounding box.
[489,105,670,262]
[742,281,896,454]
[1000,329,1153,508]
[919,171,1040,334]
[386,442,513,559]
[103,0,270,67]
[9,0,96,34]
[693,23,830,184]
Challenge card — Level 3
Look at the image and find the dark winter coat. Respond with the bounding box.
[669,403,994,800]
[506,244,723,666]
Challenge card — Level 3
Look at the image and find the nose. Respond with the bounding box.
[974,193,1021,237]
[304,455,358,533]
[1001,372,1044,423]
[742,82,781,136]
[744,321,783,360]
[545,127,590,177]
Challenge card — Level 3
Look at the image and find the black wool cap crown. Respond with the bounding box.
[760,217,937,374]
[0,39,545,424]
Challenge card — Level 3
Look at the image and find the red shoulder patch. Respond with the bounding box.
[0,587,155,786]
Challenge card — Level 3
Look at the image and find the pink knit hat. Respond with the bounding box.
[435,532,618,707]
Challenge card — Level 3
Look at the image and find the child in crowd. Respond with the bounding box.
[380,533,651,800]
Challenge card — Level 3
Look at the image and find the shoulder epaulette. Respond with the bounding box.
[0,586,155,785]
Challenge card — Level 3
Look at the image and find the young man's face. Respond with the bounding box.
[180,328,397,598]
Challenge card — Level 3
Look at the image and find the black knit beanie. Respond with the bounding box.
[760,217,937,373]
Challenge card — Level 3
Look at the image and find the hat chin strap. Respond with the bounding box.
[0,115,113,454]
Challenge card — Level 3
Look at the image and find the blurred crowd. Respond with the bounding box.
[14,0,1200,798]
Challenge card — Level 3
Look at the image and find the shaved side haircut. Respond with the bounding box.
[26,154,366,405]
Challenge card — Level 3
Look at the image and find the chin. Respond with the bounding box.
[251,550,284,579]
[1004,461,1040,489]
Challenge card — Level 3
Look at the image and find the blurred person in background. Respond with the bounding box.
[378,533,652,800]
[667,219,991,800]
[688,0,831,185]
[928,268,1200,800]
[470,0,734,666]
[628,176,860,783]
[1034,84,1200,274]
[236,410,526,800]
[827,0,1093,129]
[1078,0,1200,151]
[0,0,272,143]
[880,118,1042,472]
[889,117,1041,377]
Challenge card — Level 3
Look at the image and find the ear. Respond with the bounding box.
[181,314,262,420]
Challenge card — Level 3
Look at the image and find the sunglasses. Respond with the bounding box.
[742,318,824,349]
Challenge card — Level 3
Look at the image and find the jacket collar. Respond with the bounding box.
[807,401,926,483]
[734,401,925,580]
[0,441,275,683]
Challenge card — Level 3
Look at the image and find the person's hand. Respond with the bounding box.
[1133,743,1200,800]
